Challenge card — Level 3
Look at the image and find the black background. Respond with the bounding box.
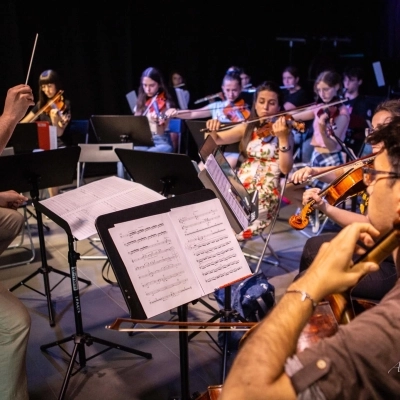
[1,0,400,119]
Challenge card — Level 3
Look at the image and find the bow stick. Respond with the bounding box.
[106,317,257,332]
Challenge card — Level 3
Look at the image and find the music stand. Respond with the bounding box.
[185,120,239,153]
[0,147,91,326]
[36,197,152,400]
[6,123,40,154]
[95,189,219,400]
[115,148,205,196]
[90,115,154,147]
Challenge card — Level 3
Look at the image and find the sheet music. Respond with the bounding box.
[109,213,203,318]
[204,154,249,230]
[39,176,164,240]
[169,199,251,294]
[108,198,251,318]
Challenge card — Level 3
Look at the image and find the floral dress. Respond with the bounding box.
[236,130,281,240]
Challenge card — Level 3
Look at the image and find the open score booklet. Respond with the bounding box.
[108,198,252,318]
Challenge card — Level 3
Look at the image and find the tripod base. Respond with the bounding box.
[9,265,91,327]
[41,332,152,400]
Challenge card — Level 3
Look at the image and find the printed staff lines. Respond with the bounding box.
[134,254,180,270]
[138,263,179,279]
[178,209,217,223]
[131,246,175,263]
[124,230,168,247]
[193,240,231,256]
[146,279,189,297]
[196,246,234,263]
[149,286,192,304]
[199,254,236,270]
[128,238,171,254]
[120,223,165,238]
[141,271,185,288]
[204,264,241,282]
[185,234,228,250]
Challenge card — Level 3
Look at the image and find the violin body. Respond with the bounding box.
[29,90,65,122]
[194,385,223,400]
[145,92,167,125]
[256,114,305,139]
[288,163,370,230]
[223,99,250,122]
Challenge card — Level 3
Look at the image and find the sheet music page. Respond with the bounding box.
[169,198,252,294]
[39,176,164,240]
[205,154,249,230]
[109,214,203,318]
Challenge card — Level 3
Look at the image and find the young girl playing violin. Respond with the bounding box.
[21,69,71,145]
[166,70,250,123]
[285,70,350,207]
[206,81,294,240]
[133,67,177,153]
[165,70,251,168]
[21,69,71,197]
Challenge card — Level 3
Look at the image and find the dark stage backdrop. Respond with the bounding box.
[1,0,400,120]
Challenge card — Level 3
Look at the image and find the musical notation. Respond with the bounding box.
[108,198,252,318]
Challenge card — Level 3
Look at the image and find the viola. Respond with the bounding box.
[288,162,371,230]
[223,99,250,122]
[256,114,305,139]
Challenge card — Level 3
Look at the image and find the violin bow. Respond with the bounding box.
[106,317,257,332]
[25,33,39,85]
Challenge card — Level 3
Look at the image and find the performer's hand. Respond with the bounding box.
[290,166,314,184]
[0,190,28,210]
[302,188,324,208]
[164,108,177,118]
[205,119,221,132]
[294,222,381,300]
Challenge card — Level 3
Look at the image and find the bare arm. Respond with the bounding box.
[0,85,34,152]
[220,222,381,400]
[164,106,211,120]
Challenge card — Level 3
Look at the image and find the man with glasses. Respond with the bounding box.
[292,99,400,302]
[220,116,400,399]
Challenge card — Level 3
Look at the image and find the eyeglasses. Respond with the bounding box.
[362,167,400,186]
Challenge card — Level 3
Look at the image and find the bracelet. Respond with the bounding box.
[279,145,291,153]
[285,290,318,308]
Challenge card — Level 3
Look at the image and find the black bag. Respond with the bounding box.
[214,273,275,349]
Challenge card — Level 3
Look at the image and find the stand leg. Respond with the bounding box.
[40,234,152,400]
[9,202,91,327]
[178,304,190,400]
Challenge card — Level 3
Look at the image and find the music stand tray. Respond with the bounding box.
[90,115,154,147]
[115,148,205,196]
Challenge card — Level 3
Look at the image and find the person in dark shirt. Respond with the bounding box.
[342,66,374,157]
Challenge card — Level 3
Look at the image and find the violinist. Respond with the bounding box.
[284,70,350,208]
[206,81,294,240]
[293,70,350,183]
[20,70,71,146]
[133,67,177,153]
[165,70,250,123]
[20,70,71,197]
[293,99,400,303]
[165,70,250,168]
[220,116,400,400]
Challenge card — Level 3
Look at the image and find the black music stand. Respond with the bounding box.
[0,147,91,326]
[6,123,40,154]
[95,189,218,400]
[90,115,154,147]
[185,120,239,154]
[115,148,218,316]
[115,148,205,197]
[37,192,152,400]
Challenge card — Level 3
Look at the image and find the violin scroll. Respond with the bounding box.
[288,202,315,230]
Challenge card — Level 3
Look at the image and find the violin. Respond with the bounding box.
[144,91,167,125]
[29,90,66,123]
[317,100,341,136]
[256,114,305,139]
[223,99,250,122]
[288,162,371,230]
